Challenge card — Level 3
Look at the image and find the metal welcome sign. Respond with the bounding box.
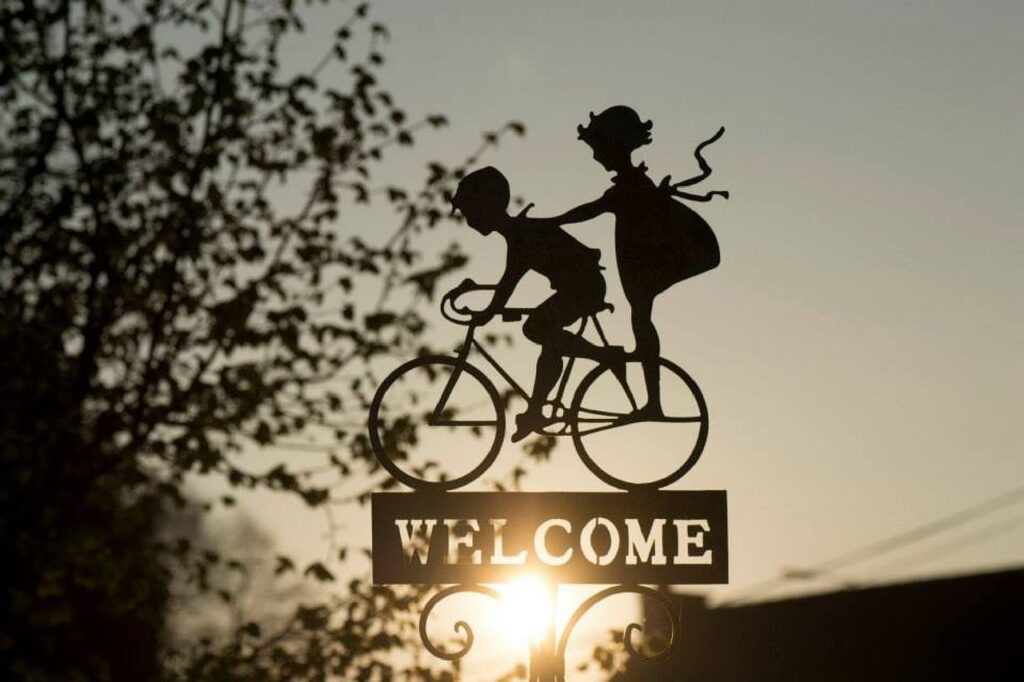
[368,106,730,680]
[373,491,728,585]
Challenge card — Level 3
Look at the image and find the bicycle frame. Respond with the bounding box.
[368,284,710,490]
[431,308,638,434]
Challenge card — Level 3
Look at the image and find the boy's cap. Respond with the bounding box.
[450,166,510,215]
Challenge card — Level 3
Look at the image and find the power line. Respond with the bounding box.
[862,510,1024,584]
[721,483,1024,605]
[815,484,1024,572]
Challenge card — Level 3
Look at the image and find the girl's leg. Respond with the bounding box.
[629,294,663,416]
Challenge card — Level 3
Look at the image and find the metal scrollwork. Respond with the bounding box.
[418,584,503,662]
[556,585,679,665]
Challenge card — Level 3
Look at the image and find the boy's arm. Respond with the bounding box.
[475,262,525,325]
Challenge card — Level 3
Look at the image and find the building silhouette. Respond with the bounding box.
[615,567,1023,681]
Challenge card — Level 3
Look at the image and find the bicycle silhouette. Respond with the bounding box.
[368,281,708,491]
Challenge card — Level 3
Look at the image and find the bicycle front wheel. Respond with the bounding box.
[368,356,505,491]
[570,358,708,491]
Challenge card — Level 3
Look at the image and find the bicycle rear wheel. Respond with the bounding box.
[570,358,708,491]
[368,356,505,491]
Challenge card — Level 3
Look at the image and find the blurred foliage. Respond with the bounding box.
[0,0,528,678]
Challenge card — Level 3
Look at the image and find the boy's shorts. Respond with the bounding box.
[524,273,606,341]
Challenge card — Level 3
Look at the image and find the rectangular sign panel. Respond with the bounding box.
[371,491,727,585]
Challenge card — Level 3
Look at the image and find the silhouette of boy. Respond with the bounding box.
[451,167,623,442]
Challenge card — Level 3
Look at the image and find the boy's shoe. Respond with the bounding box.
[511,410,547,443]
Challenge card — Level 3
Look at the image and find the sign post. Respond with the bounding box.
[366,109,731,679]
[371,491,728,680]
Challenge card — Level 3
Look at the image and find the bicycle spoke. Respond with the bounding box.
[577,413,701,424]
[576,418,637,437]
[570,357,709,490]
[574,413,704,437]
[577,406,630,418]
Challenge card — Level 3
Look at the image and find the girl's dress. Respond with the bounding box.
[600,164,720,303]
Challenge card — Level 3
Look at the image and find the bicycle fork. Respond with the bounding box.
[429,325,529,427]
[428,328,476,426]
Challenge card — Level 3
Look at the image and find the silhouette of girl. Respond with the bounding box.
[546,106,728,417]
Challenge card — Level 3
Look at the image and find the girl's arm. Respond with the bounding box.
[517,195,609,226]
[542,196,609,226]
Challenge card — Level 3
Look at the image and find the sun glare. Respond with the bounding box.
[496,576,555,645]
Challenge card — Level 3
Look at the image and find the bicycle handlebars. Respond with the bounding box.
[440,282,533,326]
[441,281,615,326]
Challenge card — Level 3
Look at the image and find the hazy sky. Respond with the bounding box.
[213,0,1023,676]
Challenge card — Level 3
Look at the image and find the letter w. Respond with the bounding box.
[395,519,437,564]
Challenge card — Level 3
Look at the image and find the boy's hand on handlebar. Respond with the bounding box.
[471,309,496,326]
[451,277,477,296]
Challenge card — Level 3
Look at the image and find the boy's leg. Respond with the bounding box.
[513,293,616,442]
[524,293,611,362]
[520,295,575,421]
[529,348,563,418]
[524,293,614,367]
[629,294,663,417]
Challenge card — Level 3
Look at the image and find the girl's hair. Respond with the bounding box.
[577,106,653,152]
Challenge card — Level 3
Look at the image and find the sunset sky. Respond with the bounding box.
[210,1,1023,677]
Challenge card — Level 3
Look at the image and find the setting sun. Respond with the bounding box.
[496,576,555,645]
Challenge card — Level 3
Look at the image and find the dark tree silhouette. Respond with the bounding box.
[0,0,525,678]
